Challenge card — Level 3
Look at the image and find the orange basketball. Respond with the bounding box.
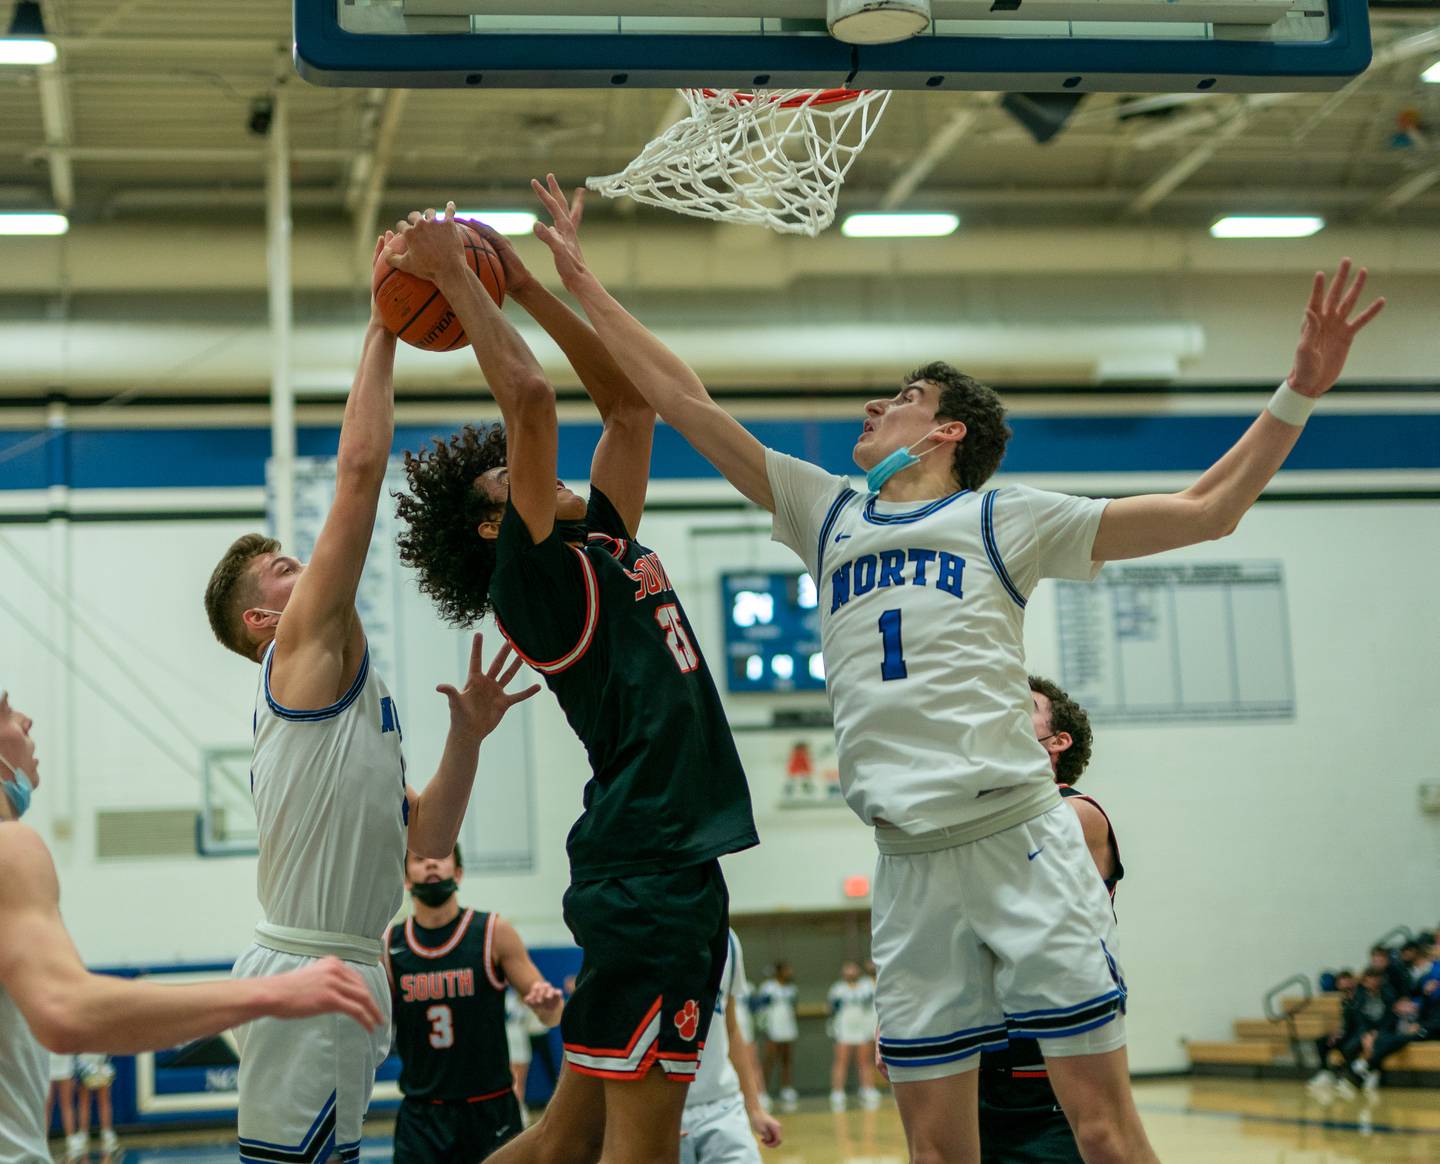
[372,220,506,352]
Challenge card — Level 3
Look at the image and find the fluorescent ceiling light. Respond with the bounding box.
[0,212,68,236]
[841,212,960,238]
[0,39,56,66]
[1210,215,1324,239]
[454,211,537,235]
[1423,60,1440,83]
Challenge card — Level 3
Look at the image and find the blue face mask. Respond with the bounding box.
[0,756,33,820]
[865,428,949,494]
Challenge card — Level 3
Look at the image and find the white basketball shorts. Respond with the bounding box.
[680,1093,761,1164]
[873,803,1127,1083]
[232,943,391,1164]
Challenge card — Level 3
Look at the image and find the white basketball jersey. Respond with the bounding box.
[0,983,48,1163]
[687,929,748,1106]
[828,978,876,1023]
[252,643,407,949]
[767,449,1109,843]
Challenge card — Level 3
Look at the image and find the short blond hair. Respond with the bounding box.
[204,533,279,660]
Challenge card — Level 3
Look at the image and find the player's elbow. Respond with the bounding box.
[1186,492,1239,543]
[29,998,86,1054]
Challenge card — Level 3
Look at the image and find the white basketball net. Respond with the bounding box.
[587,88,892,238]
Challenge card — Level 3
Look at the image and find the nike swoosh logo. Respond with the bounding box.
[834,533,852,543]
[1027,848,1044,861]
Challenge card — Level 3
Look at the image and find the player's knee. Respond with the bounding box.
[1070,1114,1129,1164]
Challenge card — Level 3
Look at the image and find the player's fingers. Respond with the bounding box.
[486,639,513,680]
[444,199,456,220]
[569,187,586,228]
[470,630,486,676]
[1338,266,1367,316]
[531,177,562,218]
[407,210,424,226]
[1323,257,1351,314]
[423,206,437,221]
[435,684,459,702]
[1304,270,1325,316]
[499,656,524,689]
[508,683,542,706]
[1352,296,1386,329]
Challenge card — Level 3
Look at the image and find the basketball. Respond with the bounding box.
[372,220,506,352]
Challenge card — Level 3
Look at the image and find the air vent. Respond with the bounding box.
[95,809,198,859]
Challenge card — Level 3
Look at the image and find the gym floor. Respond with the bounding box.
[57,1079,1440,1162]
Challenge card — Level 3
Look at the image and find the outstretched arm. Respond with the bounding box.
[405,634,540,859]
[727,997,784,1147]
[271,235,398,706]
[1091,260,1385,561]
[471,196,655,536]
[0,826,382,1053]
[493,918,565,1028]
[385,204,561,545]
[530,175,775,512]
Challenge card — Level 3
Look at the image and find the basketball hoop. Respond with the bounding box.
[586,87,892,238]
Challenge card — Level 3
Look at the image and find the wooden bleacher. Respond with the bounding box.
[1186,992,1440,1083]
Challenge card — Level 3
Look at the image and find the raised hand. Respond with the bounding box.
[272,957,385,1030]
[370,230,397,331]
[1288,258,1386,398]
[464,218,537,299]
[436,633,542,744]
[383,201,469,284]
[530,174,591,290]
[523,979,565,1026]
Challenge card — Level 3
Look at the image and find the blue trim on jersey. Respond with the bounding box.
[262,645,370,723]
[815,486,857,580]
[336,1142,361,1162]
[237,1091,336,1161]
[879,1021,1008,1046]
[1005,989,1124,1022]
[982,490,1027,609]
[1011,1008,1123,1042]
[861,490,971,526]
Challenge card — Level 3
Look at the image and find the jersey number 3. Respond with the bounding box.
[879,609,908,681]
[426,1004,454,1050]
[656,604,699,674]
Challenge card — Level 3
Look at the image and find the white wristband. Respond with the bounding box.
[1266,381,1316,427]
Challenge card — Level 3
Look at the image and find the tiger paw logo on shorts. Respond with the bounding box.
[674,999,700,1041]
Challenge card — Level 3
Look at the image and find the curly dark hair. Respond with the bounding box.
[394,423,508,627]
[908,361,1012,491]
[1028,674,1093,785]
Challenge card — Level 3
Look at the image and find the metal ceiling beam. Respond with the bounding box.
[1372,162,1440,214]
[879,98,992,211]
[345,88,410,259]
[1126,107,1254,216]
[1291,24,1440,142]
[35,0,74,211]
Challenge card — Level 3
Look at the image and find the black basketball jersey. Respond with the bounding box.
[387,909,513,1102]
[980,785,1124,1112]
[489,489,758,882]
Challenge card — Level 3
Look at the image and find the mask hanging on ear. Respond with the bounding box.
[866,428,951,494]
[0,755,33,819]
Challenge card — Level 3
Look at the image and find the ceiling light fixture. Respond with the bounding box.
[0,212,69,236]
[453,211,538,235]
[1,1,56,66]
[1209,215,1324,239]
[841,212,960,238]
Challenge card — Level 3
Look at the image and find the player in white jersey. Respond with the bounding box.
[203,233,539,1164]
[526,187,1384,1164]
[0,691,382,1164]
[828,961,881,1111]
[683,930,783,1164]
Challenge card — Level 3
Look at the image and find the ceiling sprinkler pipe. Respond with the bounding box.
[827,0,933,44]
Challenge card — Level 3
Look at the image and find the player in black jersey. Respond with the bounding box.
[385,844,563,1163]
[388,196,758,1164]
[978,676,1125,1164]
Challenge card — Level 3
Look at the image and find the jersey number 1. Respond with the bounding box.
[656,604,699,674]
[879,609,908,681]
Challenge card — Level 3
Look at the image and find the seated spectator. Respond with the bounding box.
[1373,945,1409,1003]
[1398,942,1426,993]
[1351,986,1440,1095]
[1313,968,1376,1094]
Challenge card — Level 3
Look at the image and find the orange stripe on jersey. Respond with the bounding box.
[481,912,506,992]
[405,909,474,959]
[495,546,599,675]
[564,997,663,1058]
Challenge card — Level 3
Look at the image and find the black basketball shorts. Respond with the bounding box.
[560,860,729,1084]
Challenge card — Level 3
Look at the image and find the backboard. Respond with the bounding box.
[295,0,1372,93]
